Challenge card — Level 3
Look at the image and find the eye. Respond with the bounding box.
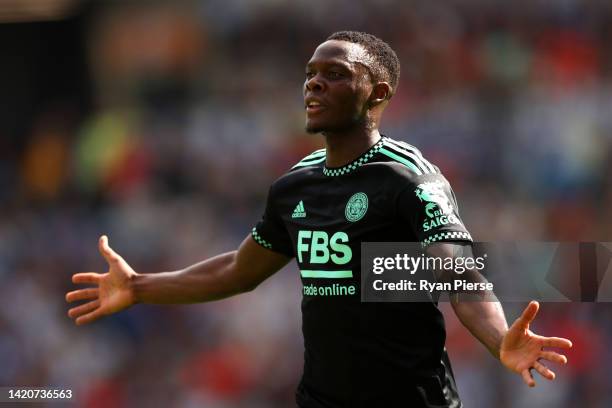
[328,71,343,79]
[305,71,315,80]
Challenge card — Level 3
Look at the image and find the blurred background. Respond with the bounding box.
[1,0,611,406]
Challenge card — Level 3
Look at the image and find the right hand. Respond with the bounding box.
[66,235,137,325]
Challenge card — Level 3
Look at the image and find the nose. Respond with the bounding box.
[305,74,325,93]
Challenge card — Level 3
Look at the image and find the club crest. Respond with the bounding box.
[345,192,368,222]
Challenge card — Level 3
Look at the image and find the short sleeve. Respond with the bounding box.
[396,173,472,245]
[251,184,294,257]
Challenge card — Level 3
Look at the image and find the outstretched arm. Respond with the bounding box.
[66,235,291,325]
[427,242,572,387]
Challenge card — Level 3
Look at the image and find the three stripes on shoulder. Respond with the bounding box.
[378,138,438,175]
[292,148,327,169]
[291,138,438,176]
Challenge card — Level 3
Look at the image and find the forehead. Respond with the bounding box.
[306,40,374,70]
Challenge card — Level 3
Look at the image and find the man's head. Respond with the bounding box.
[304,31,400,134]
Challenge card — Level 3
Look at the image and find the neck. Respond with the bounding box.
[323,128,382,168]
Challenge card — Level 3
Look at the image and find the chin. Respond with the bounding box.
[306,126,324,134]
[305,119,349,134]
[305,116,365,135]
[305,121,327,134]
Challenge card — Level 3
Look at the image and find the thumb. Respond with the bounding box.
[98,235,120,264]
[517,300,539,330]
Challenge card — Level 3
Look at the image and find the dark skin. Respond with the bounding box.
[67,40,571,387]
[304,40,390,167]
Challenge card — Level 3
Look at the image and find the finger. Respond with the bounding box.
[68,299,100,319]
[538,336,573,349]
[72,273,102,285]
[521,369,535,387]
[99,235,120,263]
[533,360,555,380]
[540,351,568,365]
[66,288,99,303]
[75,308,104,326]
[517,301,539,329]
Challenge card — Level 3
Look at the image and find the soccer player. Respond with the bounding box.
[67,31,572,407]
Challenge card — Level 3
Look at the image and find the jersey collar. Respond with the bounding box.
[323,136,385,177]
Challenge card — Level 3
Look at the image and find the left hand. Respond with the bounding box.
[500,301,572,387]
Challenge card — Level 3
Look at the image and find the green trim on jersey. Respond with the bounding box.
[292,149,327,169]
[303,149,326,160]
[291,136,439,177]
[381,138,438,174]
[379,147,423,175]
[323,138,385,177]
[423,231,472,245]
[294,156,326,168]
[300,269,353,278]
[251,227,272,249]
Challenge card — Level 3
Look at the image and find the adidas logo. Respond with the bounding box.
[292,200,307,218]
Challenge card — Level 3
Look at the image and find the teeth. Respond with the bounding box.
[308,101,321,107]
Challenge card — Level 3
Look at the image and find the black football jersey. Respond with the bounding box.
[252,135,470,408]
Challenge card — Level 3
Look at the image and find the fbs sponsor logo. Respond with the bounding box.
[345,192,368,222]
[292,200,307,218]
[415,180,460,232]
[297,230,352,265]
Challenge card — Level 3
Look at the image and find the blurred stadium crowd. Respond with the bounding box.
[1,0,612,406]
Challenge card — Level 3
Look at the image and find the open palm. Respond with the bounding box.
[500,301,572,387]
[66,236,137,325]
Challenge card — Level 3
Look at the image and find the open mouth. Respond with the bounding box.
[306,101,325,114]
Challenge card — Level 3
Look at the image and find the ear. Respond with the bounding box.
[368,82,391,108]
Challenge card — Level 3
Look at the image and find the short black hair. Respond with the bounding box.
[327,31,400,97]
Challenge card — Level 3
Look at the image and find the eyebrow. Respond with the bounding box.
[305,60,353,71]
